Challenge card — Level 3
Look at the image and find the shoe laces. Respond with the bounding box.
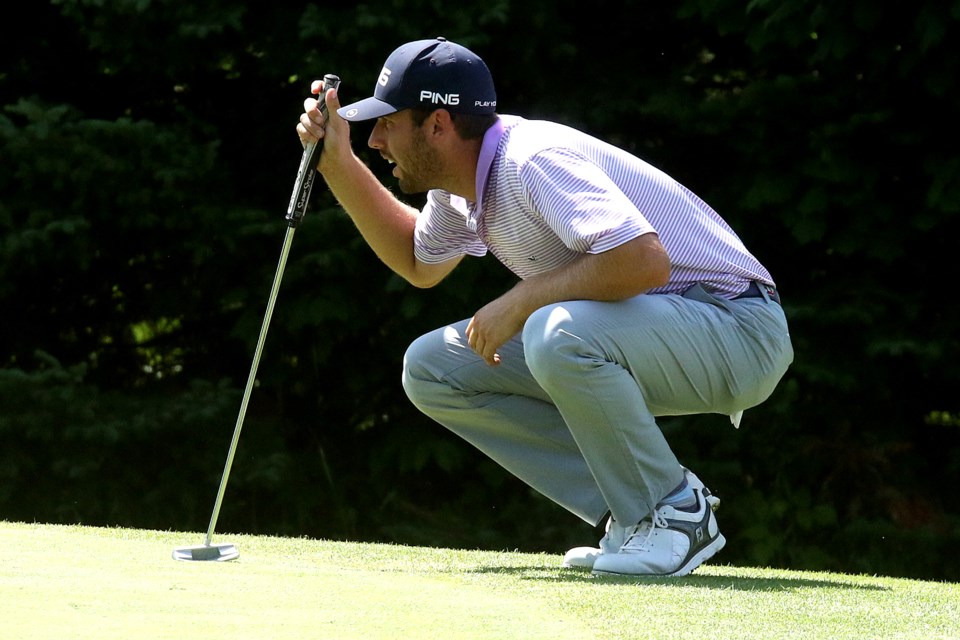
[620,508,669,553]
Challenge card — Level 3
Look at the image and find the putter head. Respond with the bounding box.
[172,543,239,562]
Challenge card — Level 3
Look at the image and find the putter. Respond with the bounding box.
[173,74,341,562]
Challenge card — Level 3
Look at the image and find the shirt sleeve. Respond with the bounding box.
[518,147,657,253]
[413,190,488,264]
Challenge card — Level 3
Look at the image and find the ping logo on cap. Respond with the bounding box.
[420,91,460,105]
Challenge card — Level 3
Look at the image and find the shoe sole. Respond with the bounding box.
[591,533,726,578]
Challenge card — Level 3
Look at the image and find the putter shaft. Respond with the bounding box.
[204,225,297,546]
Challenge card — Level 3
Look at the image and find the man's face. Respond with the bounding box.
[368,110,444,194]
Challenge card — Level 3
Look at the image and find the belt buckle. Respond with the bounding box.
[760,283,780,304]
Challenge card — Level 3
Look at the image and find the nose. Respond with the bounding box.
[368,120,385,149]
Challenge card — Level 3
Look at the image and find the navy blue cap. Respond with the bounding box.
[337,37,497,122]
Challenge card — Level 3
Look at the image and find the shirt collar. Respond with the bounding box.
[474,116,505,213]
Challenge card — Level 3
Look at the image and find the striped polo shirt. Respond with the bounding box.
[413,115,773,298]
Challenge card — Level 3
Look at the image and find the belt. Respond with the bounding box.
[734,281,781,304]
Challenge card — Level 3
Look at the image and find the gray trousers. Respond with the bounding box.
[401,284,794,527]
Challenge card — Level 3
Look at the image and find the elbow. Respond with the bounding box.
[631,267,668,297]
[646,236,671,290]
[651,256,671,290]
[408,276,440,289]
[621,232,670,293]
[629,238,670,293]
[407,256,459,289]
[405,269,446,289]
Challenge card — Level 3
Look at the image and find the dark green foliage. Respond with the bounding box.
[1,1,958,580]
[0,352,240,528]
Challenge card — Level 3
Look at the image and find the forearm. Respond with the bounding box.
[509,233,670,316]
[320,154,424,282]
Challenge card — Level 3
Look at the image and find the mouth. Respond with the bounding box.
[382,155,399,177]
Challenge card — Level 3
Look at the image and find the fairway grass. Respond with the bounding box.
[1,521,958,639]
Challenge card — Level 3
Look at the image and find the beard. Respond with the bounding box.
[395,129,446,194]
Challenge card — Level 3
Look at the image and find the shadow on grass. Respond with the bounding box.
[466,565,891,592]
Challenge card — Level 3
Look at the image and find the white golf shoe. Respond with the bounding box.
[591,488,726,577]
[562,515,629,569]
[561,468,720,571]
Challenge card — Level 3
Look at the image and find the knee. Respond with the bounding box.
[401,331,438,405]
[401,324,470,407]
[521,304,586,382]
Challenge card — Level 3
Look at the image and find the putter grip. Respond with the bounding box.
[286,73,341,227]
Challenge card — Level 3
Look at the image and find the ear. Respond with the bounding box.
[427,109,455,138]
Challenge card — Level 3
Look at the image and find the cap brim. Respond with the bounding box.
[336,97,398,122]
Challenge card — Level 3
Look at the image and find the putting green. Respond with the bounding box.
[4,521,960,640]
[0,522,595,639]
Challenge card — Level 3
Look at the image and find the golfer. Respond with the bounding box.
[297,37,793,576]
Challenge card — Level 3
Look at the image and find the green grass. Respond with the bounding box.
[1,521,958,639]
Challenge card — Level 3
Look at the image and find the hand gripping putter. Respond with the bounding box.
[173,74,341,562]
